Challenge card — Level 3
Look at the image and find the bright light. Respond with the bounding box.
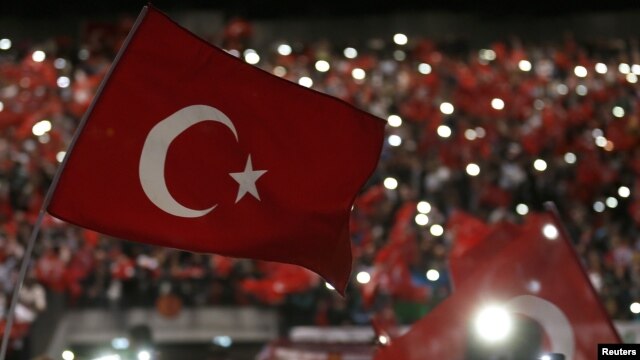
[387,114,402,127]
[595,63,607,74]
[277,44,292,56]
[415,213,429,226]
[631,302,640,314]
[32,120,52,136]
[388,135,402,147]
[32,50,46,62]
[62,350,75,360]
[627,73,638,84]
[0,39,11,50]
[426,269,440,281]
[417,201,431,214]
[593,201,605,213]
[93,355,120,360]
[542,224,558,240]
[466,163,480,176]
[344,47,358,59]
[612,106,625,118]
[440,102,454,115]
[475,127,486,138]
[606,197,618,208]
[533,159,547,172]
[576,84,588,96]
[595,136,607,147]
[378,335,389,345]
[111,337,129,350]
[315,60,330,72]
[430,224,444,236]
[618,186,631,198]
[393,33,408,45]
[619,63,631,74]
[273,66,287,77]
[540,355,552,360]
[474,306,512,343]
[437,125,452,138]
[418,63,432,74]
[633,64,640,75]
[464,129,477,140]
[298,76,313,88]
[0,101,3,112]
[352,68,366,80]
[213,335,233,348]
[383,177,398,190]
[356,271,371,284]
[516,203,529,215]
[518,60,532,72]
[479,49,496,61]
[564,152,576,164]
[574,65,587,78]
[54,58,67,70]
[325,282,335,290]
[137,350,151,360]
[57,76,70,88]
[243,49,260,64]
[491,98,504,110]
[556,84,568,95]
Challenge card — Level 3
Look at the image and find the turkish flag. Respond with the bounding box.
[46,6,384,293]
[375,211,620,360]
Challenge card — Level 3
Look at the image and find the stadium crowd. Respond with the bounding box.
[0,14,640,345]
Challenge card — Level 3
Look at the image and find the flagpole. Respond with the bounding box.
[0,7,150,360]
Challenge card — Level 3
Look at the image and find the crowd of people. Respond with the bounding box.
[0,13,639,343]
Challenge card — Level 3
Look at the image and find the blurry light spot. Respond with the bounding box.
[632,64,640,75]
[541,355,552,360]
[464,129,477,141]
[619,63,631,74]
[595,136,607,147]
[595,63,608,74]
[393,33,408,45]
[315,60,330,72]
[475,127,486,138]
[576,84,588,96]
[618,186,631,198]
[78,48,89,61]
[388,134,402,147]
[527,280,541,293]
[137,350,151,360]
[556,84,568,95]
[542,224,558,240]
[226,49,240,58]
[474,306,512,343]
[516,203,529,215]
[518,60,532,72]
[54,58,67,69]
[479,49,496,61]
[393,50,406,61]
[344,47,358,59]
[440,102,454,115]
[415,213,429,226]
[564,152,576,164]
[111,337,129,350]
[0,101,3,112]
[417,201,431,214]
[466,163,480,176]
[277,44,292,56]
[273,66,287,77]
[32,50,46,62]
[32,120,52,136]
[56,151,66,163]
[298,76,313,88]
[593,201,605,213]
[606,197,618,208]
[533,159,547,172]
[383,177,398,190]
[62,350,75,360]
[352,68,366,80]
[591,128,603,138]
[0,38,11,50]
[356,271,371,284]
[325,282,335,290]
[630,302,640,314]
[491,98,505,110]
[378,335,389,345]
[387,114,402,127]
[533,99,545,110]
[38,133,50,144]
[430,224,444,236]
[437,125,452,138]
[418,63,432,74]
[604,140,614,152]
[426,269,440,281]
[57,76,70,88]
[574,65,587,78]
[213,335,232,347]
[244,49,260,64]
[612,106,625,118]
[627,73,638,84]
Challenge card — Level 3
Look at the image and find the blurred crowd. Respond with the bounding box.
[1,13,640,344]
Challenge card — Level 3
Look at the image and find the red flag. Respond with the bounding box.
[376,211,620,360]
[46,6,384,293]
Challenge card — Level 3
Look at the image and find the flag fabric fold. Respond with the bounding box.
[47,6,385,293]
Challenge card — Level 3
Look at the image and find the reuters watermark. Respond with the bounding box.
[598,344,640,359]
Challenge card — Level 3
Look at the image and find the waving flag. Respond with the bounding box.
[47,6,385,293]
[375,210,620,360]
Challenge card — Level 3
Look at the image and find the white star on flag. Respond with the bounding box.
[229,155,267,203]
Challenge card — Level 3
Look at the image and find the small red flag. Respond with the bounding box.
[375,211,620,360]
[47,6,384,293]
